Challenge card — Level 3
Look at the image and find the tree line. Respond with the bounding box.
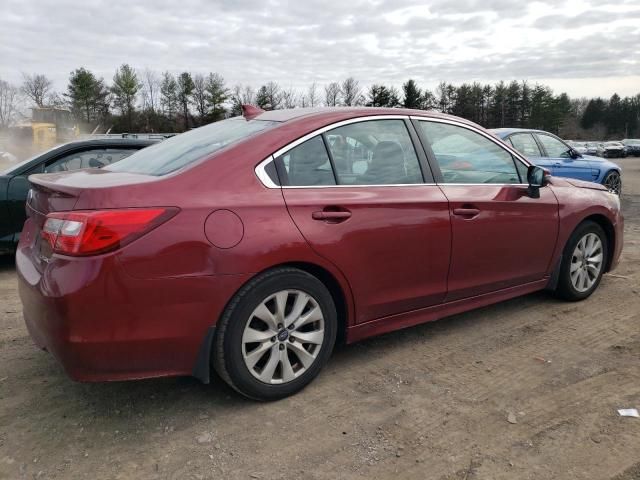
[1,65,639,139]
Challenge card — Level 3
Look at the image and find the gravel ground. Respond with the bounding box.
[0,158,639,480]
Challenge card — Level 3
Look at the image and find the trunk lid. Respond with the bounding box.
[27,169,159,216]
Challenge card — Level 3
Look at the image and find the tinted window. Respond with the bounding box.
[537,134,570,158]
[275,136,336,186]
[419,121,521,184]
[107,117,277,176]
[45,148,137,173]
[325,120,423,185]
[509,134,542,157]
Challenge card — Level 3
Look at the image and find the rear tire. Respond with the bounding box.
[554,221,608,301]
[213,267,337,401]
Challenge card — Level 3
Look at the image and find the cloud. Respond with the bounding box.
[1,0,639,98]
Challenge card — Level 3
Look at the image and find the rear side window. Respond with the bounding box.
[419,121,521,184]
[275,136,336,186]
[44,148,137,173]
[325,120,423,185]
[107,117,277,176]
[509,134,542,157]
[273,119,424,187]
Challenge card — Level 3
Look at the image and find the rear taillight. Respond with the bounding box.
[41,208,177,256]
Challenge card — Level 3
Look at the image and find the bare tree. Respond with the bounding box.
[341,77,363,106]
[230,84,256,115]
[264,81,282,110]
[324,82,341,107]
[21,73,52,107]
[141,69,160,113]
[192,74,208,121]
[307,82,320,107]
[281,87,298,109]
[0,79,19,128]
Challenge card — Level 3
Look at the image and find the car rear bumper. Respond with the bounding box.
[17,220,250,382]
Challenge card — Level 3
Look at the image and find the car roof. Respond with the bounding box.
[489,128,556,138]
[254,106,476,126]
[62,138,158,147]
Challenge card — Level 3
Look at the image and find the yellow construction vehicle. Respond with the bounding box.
[7,107,79,156]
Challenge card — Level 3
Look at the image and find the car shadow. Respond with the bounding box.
[0,254,16,273]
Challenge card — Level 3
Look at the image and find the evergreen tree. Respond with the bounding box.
[65,68,109,124]
[205,73,228,121]
[402,79,422,109]
[160,72,179,125]
[177,72,195,129]
[366,84,399,107]
[111,64,141,132]
[580,98,607,130]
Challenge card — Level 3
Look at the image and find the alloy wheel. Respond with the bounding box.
[570,233,603,293]
[242,290,325,384]
[604,172,621,194]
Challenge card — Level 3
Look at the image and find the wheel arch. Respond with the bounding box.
[581,214,616,272]
[193,261,353,383]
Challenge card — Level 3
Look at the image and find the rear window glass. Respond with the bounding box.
[107,117,277,175]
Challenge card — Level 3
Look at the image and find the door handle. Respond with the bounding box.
[452,208,480,218]
[312,210,352,222]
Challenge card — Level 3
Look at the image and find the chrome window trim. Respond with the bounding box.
[255,115,412,189]
[255,155,280,188]
[438,183,529,187]
[254,114,533,189]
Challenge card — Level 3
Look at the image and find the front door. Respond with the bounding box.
[416,119,559,301]
[276,118,452,324]
[535,133,594,181]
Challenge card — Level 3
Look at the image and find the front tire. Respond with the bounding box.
[213,267,337,401]
[603,170,622,195]
[555,221,608,301]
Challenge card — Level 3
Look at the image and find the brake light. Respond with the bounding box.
[41,208,177,256]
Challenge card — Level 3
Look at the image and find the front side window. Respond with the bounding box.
[275,136,336,186]
[325,120,423,185]
[537,134,570,158]
[509,134,542,157]
[108,117,278,176]
[419,121,521,184]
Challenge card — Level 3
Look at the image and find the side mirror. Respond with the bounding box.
[527,165,547,199]
[568,149,581,159]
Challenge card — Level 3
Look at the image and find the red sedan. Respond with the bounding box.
[17,107,623,400]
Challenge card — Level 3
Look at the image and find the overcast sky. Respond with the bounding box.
[2,0,639,98]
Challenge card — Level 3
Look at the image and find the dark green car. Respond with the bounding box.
[0,138,156,254]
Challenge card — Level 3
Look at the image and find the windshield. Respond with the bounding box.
[107,117,278,176]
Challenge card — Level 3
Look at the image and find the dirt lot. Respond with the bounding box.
[1,159,639,480]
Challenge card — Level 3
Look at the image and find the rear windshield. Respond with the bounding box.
[106,117,278,176]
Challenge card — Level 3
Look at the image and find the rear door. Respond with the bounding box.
[415,119,559,302]
[535,133,594,181]
[275,117,451,324]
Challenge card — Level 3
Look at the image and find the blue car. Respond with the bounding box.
[491,128,622,194]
